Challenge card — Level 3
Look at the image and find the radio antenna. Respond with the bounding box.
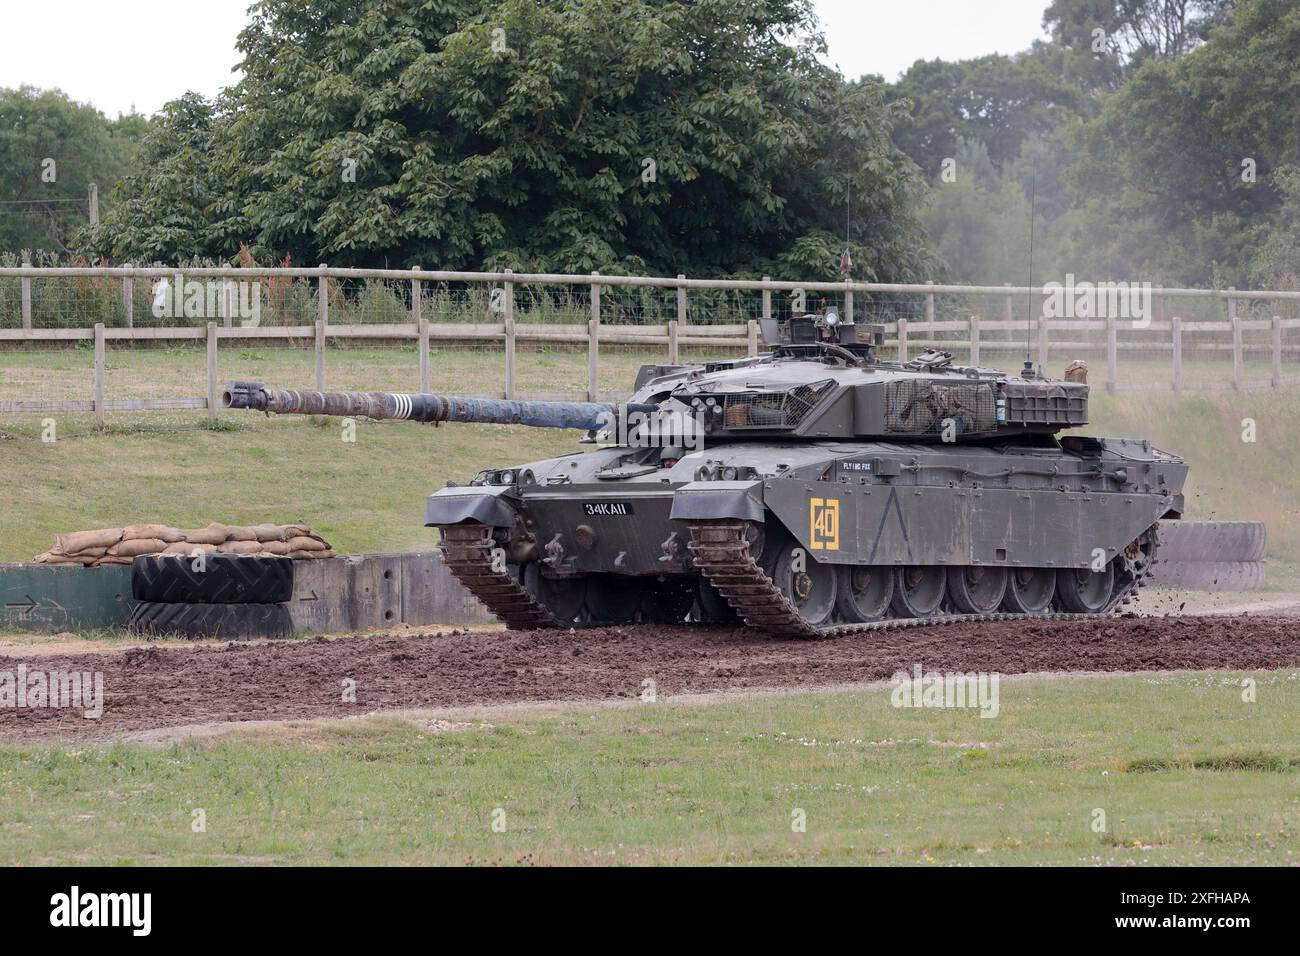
[1023,144,1037,378]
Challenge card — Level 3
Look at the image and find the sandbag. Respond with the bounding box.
[286,536,326,552]
[122,524,186,543]
[219,540,264,554]
[55,528,123,553]
[250,523,288,542]
[108,538,166,558]
[223,526,259,542]
[181,523,229,545]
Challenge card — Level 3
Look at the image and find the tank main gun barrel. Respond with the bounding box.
[222,381,652,431]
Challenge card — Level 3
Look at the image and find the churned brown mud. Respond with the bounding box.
[1,615,1297,742]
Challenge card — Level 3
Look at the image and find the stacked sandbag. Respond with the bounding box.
[32,523,335,567]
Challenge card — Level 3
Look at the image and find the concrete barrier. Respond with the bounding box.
[0,552,490,634]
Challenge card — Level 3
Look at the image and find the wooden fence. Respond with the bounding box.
[2,265,1299,422]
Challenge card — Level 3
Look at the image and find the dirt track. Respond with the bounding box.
[1,615,1297,742]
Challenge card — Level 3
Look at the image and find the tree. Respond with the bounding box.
[85,0,932,281]
[1066,0,1299,286]
[0,87,142,255]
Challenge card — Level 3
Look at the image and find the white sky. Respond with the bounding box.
[0,0,1051,118]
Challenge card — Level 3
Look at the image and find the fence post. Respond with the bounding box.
[668,319,679,365]
[88,182,99,226]
[844,287,854,324]
[1272,315,1282,389]
[1172,315,1183,393]
[747,320,759,357]
[20,258,31,330]
[969,315,980,366]
[207,322,218,424]
[588,271,600,401]
[1003,283,1013,327]
[412,266,428,393]
[314,319,326,392]
[313,317,326,426]
[93,323,105,428]
[122,271,134,328]
[222,279,233,328]
[925,280,935,326]
[898,317,909,362]
[1228,289,1242,389]
[761,276,771,320]
[1106,316,1117,393]
[677,274,688,327]
[1038,315,1050,373]
[503,268,515,400]
[317,263,329,329]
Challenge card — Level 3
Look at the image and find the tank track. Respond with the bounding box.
[438,525,557,630]
[687,519,1153,639]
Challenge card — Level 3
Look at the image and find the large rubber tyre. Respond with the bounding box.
[132,555,294,604]
[1157,521,1267,563]
[1147,560,1266,591]
[129,602,293,640]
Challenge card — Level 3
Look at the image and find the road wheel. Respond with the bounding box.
[1055,563,1115,613]
[523,566,587,625]
[890,566,946,618]
[639,578,696,624]
[835,565,893,622]
[128,602,293,640]
[695,578,739,624]
[132,554,294,604]
[585,574,641,624]
[946,565,1008,614]
[1002,567,1055,614]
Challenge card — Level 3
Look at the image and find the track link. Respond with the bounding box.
[438,525,557,630]
[687,519,1152,639]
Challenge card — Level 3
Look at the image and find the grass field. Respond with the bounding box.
[3,345,1297,568]
[0,673,1296,865]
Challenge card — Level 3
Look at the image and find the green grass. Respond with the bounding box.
[2,346,1297,568]
[1,673,1297,865]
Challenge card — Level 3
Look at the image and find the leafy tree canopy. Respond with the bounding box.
[83,0,932,281]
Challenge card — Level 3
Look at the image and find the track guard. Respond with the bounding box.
[424,486,519,528]
[669,481,765,523]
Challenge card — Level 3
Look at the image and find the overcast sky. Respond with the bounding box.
[1,0,1051,118]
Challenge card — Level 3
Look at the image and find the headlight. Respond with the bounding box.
[499,470,516,485]
[721,466,738,481]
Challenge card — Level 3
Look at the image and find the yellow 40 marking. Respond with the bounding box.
[809,497,840,550]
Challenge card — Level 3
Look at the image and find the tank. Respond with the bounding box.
[223,308,1187,636]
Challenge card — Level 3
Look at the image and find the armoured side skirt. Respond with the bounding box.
[761,480,1172,569]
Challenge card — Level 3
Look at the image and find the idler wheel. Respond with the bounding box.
[1002,567,1056,613]
[1055,562,1115,614]
[890,566,946,618]
[946,565,1008,614]
[769,546,837,626]
[835,565,893,622]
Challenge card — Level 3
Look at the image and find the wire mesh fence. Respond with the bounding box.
[2,265,1299,425]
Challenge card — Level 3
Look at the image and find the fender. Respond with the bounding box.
[425,486,519,528]
[669,481,765,522]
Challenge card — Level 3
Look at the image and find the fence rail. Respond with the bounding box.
[2,266,1298,424]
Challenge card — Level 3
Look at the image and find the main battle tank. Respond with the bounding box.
[224,308,1187,636]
